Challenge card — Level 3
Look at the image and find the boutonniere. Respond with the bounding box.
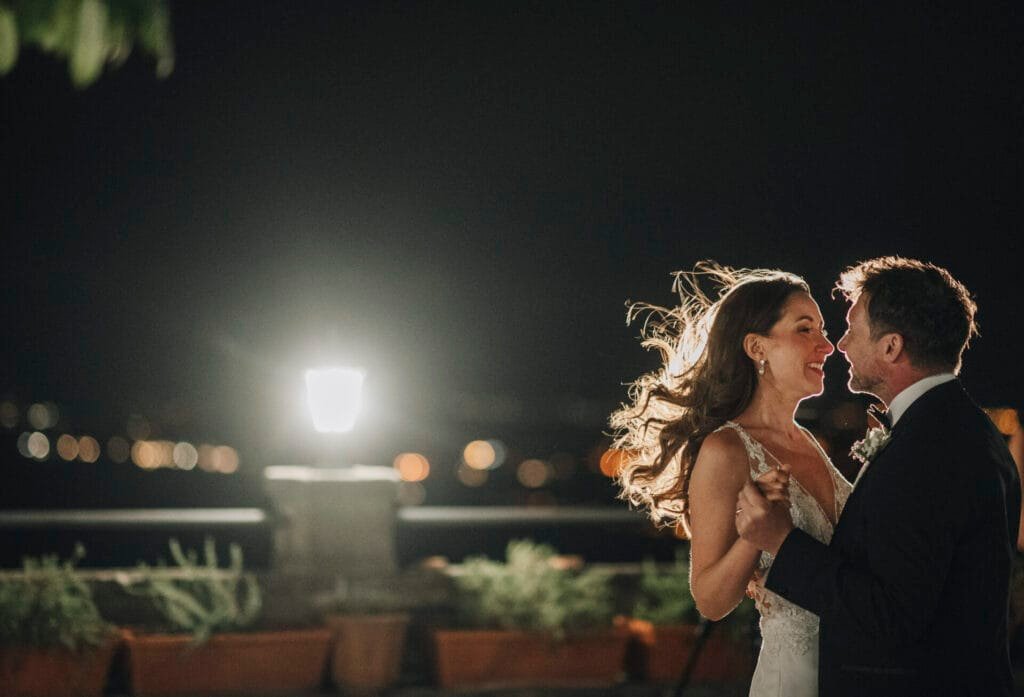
[850,426,892,464]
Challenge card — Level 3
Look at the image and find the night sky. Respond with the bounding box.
[1,2,1021,507]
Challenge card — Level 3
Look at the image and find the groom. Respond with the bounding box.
[736,257,1020,696]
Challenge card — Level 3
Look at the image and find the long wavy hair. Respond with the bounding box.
[610,261,810,532]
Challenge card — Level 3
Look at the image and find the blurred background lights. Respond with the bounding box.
[0,401,18,428]
[173,442,199,470]
[27,402,58,430]
[16,432,32,458]
[27,432,50,459]
[211,445,239,474]
[107,436,130,464]
[393,452,430,482]
[462,440,496,470]
[456,462,488,487]
[305,367,364,433]
[516,458,552,488]
[599,448,629,478]
[77,436,101,463]
[56,434,79,461]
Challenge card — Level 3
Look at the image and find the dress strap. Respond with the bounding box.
[714,420,771,477]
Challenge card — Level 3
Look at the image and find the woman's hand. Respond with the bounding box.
[754,464,791,505]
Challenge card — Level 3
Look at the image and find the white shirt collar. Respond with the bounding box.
[887,372,956,426]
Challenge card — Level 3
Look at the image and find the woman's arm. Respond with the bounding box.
[687,429,764,620]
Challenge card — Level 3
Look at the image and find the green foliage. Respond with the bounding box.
[632,553,698,625]
[121,538,261,645]
[0,0,174,87]
[0,544,111,650]
[452,540,614,639]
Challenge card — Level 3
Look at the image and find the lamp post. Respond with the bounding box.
[263,367,399,587]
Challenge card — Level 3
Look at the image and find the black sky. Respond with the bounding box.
[1,2,1021,485]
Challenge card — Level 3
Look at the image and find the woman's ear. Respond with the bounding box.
[743,333,764,362]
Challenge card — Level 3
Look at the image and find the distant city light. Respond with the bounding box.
[77,436,101,463]
[27,432,50,459]
[394,452,430,482]
[516,458,552,488]
[0,401,18,428]
[27,402,58,430]
[56,434,79,461]
[457,462,488,487]
[173,442,199,470]
[463,440,496,470]
[305,367,364,433]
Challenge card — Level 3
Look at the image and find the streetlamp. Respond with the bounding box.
[263,365,399,583]
[304,367,364,434]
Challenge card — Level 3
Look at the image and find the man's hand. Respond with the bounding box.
[735,480,794,555]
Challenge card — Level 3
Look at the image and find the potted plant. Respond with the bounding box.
[318,570,449,692]
[119,538,330,697]
[0,545,120,697]
[624,553,755,684]
[433,539,629,689]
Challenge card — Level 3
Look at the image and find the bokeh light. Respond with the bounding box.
[599,448,630,478]
[107,436,131,464]
[516,458,552,488]
[56,434,79,461]
[173,442,199,470]
[0,401,18,428]
[212,445,239,474]
[16,432,32,458]
[457,462,488,487]
[77,436,101,463]
[27,432,50,459]
[463,440,496,470]
[394,452,430,482]
[27,402,58,430]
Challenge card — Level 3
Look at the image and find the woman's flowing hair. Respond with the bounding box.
[609,261,810,533]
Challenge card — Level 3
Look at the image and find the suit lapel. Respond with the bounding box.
[834,380,963,535]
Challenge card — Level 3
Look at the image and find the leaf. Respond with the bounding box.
[69,0,108,88]
[0,4,18,74]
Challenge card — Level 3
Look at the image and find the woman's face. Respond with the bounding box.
[762,292,834,398]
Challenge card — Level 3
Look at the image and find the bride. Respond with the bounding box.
[611,262,851,697]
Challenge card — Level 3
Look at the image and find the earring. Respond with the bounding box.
[758,359,766,376]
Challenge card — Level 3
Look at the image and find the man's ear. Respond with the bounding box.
[743,333,764,362]
[880,333,905,363]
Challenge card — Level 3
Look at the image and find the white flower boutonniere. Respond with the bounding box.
[850,426,892,464]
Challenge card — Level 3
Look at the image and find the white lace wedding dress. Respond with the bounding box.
[717,421,853,697]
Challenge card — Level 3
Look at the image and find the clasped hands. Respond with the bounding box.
[735,464,795,556]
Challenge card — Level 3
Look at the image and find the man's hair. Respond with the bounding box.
[835,256,978,373]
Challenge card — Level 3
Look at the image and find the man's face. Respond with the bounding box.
[836,296,885,396]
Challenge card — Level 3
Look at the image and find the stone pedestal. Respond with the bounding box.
[263,465,400,584]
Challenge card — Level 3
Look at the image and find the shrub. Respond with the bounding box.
[0,544,111,650]
[452,539,614,639]
[120,538,260,645]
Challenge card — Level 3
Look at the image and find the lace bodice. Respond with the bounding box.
[718,421,853,657]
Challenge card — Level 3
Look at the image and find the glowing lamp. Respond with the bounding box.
[305,367,364,433]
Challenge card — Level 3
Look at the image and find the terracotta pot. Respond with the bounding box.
[626,619,754,683]
[123,627,331,696]
[0,632,121,697]
[326,613,409,690]
[433,627,629,689]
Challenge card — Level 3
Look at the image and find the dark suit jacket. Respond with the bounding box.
[766,380,1020,697]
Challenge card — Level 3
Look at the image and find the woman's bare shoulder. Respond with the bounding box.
[692,427,750,482]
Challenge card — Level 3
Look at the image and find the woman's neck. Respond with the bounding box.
[737,385,802,439]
